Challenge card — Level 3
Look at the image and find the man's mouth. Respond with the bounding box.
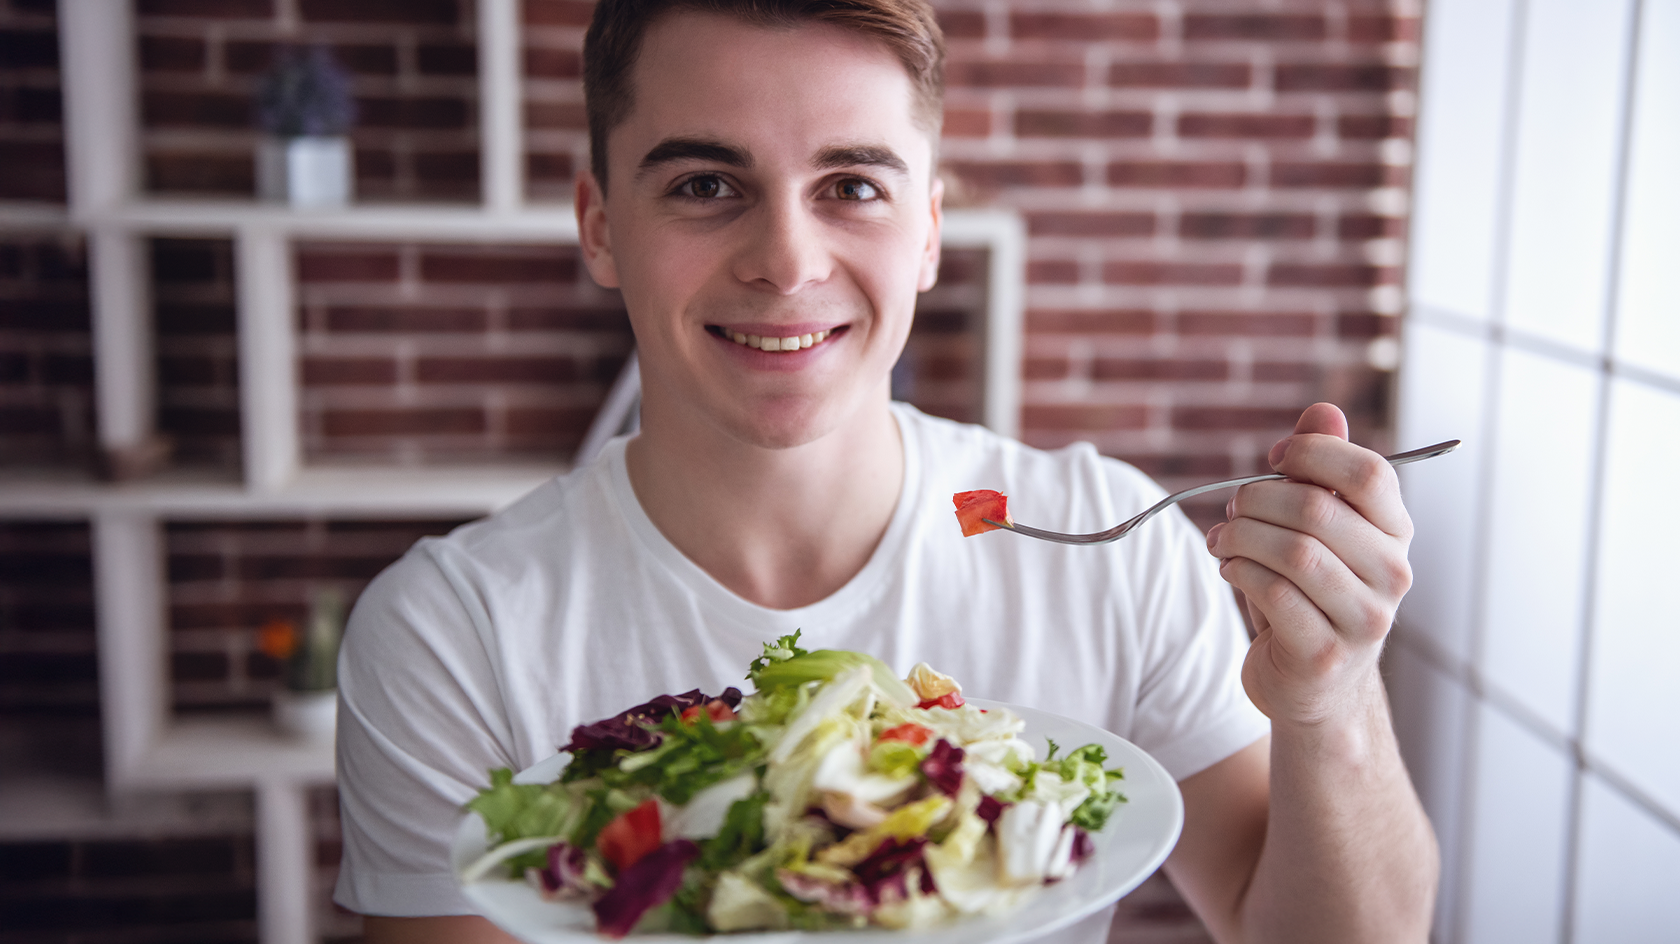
[707,325,842,352]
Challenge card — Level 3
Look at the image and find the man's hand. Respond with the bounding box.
[1205,402,1413,725]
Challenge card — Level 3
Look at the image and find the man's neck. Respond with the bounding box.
[623,395,905,610]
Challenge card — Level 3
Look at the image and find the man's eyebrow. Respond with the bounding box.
[637,138,752,178]
[812,145,910,176]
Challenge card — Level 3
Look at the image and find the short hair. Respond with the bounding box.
[583,0,946,189]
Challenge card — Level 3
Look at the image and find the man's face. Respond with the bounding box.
[577,12,942,450]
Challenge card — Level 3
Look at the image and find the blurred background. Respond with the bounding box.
[0,0,1673,942]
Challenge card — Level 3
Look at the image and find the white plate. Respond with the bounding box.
[452,699,1183,943]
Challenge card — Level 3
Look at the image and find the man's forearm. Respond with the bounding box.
[1240,671,1439,943]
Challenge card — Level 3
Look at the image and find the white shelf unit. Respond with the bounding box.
[1,2,1025,942]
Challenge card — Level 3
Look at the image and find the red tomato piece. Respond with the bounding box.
[597,799,662,872]
[680,699,737,723]
[952,490,1011,537]
[917,692,966,711]
[879,723,934,745]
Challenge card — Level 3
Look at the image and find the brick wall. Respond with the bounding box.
[153,237,244,473]
[137,0,483,201]
[0,235,95,469]
[166,518,468,713]
[0,0,65,202]
[0,521,98,718]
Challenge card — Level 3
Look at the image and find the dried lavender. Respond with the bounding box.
[256,45,355,138]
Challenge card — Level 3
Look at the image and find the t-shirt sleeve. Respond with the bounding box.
[1104,462,1271,781]
[333,539,519,917]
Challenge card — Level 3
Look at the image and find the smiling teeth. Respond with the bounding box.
[730,330,828,351]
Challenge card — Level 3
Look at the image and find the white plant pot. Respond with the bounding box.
[273,688,338,741]
[257,136,353,207]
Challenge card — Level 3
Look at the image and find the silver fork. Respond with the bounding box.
[983,439,1461,545]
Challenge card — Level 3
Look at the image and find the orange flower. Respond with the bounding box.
[258,618,298,661]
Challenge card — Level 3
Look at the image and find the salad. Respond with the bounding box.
[460,633,1125,938]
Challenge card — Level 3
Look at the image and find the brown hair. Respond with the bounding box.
[583,0,946,189]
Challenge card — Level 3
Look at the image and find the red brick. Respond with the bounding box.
[940,108,991,137]
[324,306,487,332]
[415,356,579,383]
[1016,109,1151,139]
[1179,311,1317,336]
[1275,64,1412,93]
[0,141,65,201]
[356,95,471,130]
[138,35,206,72]
[1109,61,1252,88]
[506,406,607,437]
[1348,15,1422,44]
[526,101,587,129]
[1177,112,1314,139]
[136,0,272,18]
[323,407,485,436]
[417,43,476,76]
[159,405,240,436]
[525,46,581,79]
[1030,309,1155,334]
[1254,361,1317,382]
[1027,260,1080,284]
[418,250,577,284]
[1338,214,1405,240]
[1023,404,1149,431]
[1267,263,1387,287]
[141,91,250,128]
[937,10,987,39]
[301,358,398,385]
[146,153,251,194]
[224,41,396,76]
[1108,161,1245,188]
[1270,162,1395,189]
[1338,114,1414,140]
[1172,406,1300,431]
[947,160,1084,189]
[1337,311,1393,339]
[1028,212,1156,238]
[1122,453,1235,479]
[296,251,400,283]
[414,150,479,184]
[0,29,58,68]
[1103,261,1243,286]
[5,86,62,124]
[1091,358,1229,381]
[298,0,459,24]
[1184,15,1326,41]
[1180,213,1315,240]
[946,59,1085,88]
[0,405,59,434]
[526,152,576,181]
[1009,13,1158,41]
[507,307,628,331]
[1023,356,1070,381]
[523,0,595,26]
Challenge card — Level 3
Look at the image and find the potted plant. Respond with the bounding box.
[258,586,346,740]
[254,45,356,207]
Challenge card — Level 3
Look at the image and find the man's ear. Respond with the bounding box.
[917,174,944,293]
[576,171,620,289]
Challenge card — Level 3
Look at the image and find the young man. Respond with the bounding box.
[335,2,1439,942]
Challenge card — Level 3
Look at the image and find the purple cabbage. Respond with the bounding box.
[854,837,938,901]
[776,869,873,917]
[590,839,700,938]
[533,842,592,900]
[561,688,742,754]
[1071,828,1095,865]
[919,738,965,796]
[976,794,1008,825]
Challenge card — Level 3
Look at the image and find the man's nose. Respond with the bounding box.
[732,195,833,294]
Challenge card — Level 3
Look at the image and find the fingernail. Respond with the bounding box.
[1225,495,1236,520]
[1206,522,1223,551]
[1268,438,1290,469]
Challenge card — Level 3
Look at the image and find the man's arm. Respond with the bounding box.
[363,915,520,944]
[1174,403,1439,943]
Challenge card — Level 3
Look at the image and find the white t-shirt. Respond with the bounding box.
[334,404,1269,939]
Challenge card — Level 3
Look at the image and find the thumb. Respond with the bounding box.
[1268,402,1349,467]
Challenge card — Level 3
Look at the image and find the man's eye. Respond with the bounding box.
[677,175,736,199]
[834,178,880,201]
